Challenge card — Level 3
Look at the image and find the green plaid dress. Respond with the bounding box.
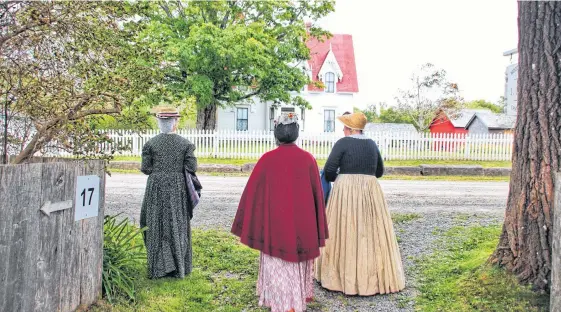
[140,133,197,279]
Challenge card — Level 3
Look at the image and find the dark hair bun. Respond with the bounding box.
[274,123,299,144]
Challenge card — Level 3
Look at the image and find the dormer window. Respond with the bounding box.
[317,43,343,93]
[325,72,335,93]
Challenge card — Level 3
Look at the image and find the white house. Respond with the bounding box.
[216,32,359,133]
[503,48,518,116]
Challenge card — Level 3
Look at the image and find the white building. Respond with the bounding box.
[503,48,518,116]
[216,33,359,133]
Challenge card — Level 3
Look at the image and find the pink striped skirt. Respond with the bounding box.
[257,253,314,312]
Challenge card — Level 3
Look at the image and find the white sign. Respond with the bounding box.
[74,175,100,221]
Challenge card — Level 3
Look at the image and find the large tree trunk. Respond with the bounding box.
[492,1,561,291]
[196,104,217,130]
[2,97,8,164]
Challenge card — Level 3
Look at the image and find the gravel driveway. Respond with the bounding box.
[105,173,508,311]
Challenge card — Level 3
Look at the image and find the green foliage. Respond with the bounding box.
[93,230,264,312]
[102,215,147,303]
[391,213,422,224]
[415,225,549,311]
[395,63,463,132]
[357,102,415,126]
[136,0,335,129]
[359,104,379,122]
[379,107,415,125]
[1,1,160,163]
[465,99,504,113]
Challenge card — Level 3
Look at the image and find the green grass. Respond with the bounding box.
[415,225,549,312]
[384,160,511,168]
[113,156,252,166]
[108,169,510,182]
[382,175,510,182]
[112,156,511,168]
[90,221,548,312]
[391,213,423,224]
[90,230,265,312]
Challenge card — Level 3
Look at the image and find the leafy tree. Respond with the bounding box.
[1,1,157,164]
[359,104,379,122]
[395,63,462,132]
[378,107,414,125]
[465,99,504,113]
[491,1,561,291]
[137,0,335,130]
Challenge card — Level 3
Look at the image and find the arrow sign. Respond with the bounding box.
[40,200,73,216]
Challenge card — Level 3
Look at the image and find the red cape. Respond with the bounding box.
[231,144,328,262]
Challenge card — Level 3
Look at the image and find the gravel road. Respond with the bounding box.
[105,173,509,311]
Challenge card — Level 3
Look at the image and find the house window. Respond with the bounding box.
[324,109,335,132]
[236,108,248,131]
[269,107,275,131]
[325,72,335,93]
[300,108,305,131]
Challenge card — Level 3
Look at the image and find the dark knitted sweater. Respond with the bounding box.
[323,136,384,182]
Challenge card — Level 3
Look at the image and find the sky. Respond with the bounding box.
[316,0,519,109]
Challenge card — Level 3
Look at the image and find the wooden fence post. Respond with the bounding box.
[0,159,105,312]
[552,172,561,311]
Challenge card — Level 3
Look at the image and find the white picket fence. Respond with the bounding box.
[80,130,514,161]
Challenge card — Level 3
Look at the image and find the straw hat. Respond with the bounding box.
[151,106,181,119]
[337,112,367,130]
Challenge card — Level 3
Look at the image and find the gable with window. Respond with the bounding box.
[317,45,343,93]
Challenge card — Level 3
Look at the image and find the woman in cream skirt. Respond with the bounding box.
[315,112,405,296]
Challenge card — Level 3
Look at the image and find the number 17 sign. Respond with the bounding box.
[75,175,101,221]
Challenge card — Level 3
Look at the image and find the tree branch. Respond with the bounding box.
[216,89,261,102]
[0,21,44,48]
[175,1,186,19]
[159,3,174,19]
[220,8,231,29]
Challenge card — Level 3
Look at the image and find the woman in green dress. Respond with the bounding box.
[140,107,198,279]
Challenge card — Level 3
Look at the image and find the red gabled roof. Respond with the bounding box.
[306,34,359,93]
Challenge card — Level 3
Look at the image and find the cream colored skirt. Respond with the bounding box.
[314,174,405,296]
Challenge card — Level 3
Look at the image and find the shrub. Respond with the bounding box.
[102,214,147,303]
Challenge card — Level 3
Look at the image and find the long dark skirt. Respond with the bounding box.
[140,172,192,279]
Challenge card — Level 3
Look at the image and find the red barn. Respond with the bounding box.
[429,110,469,135]
[429,110,471,151]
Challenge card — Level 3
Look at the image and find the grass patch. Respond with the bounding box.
[382,175,510,182]
[91,229,263,312]
[107,169,510,182]
[416,224,549,311]
[112,156,511,169]
[391,213,422,224]
[113,156,252,166]
[384,160,511,168]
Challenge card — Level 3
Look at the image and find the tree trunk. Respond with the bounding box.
[491,1,561,291]
[196,104,217,130]
[2,96,8,164]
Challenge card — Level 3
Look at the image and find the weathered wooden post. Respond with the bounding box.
[552,172,561,311]
[0,158,105,312]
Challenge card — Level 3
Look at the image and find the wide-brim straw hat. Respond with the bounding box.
[152,106,181,119]
[337,112,367,130]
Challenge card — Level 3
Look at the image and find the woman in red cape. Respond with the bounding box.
[231,113,328,312]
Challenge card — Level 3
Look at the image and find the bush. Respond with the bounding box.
[102,214,147,303]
